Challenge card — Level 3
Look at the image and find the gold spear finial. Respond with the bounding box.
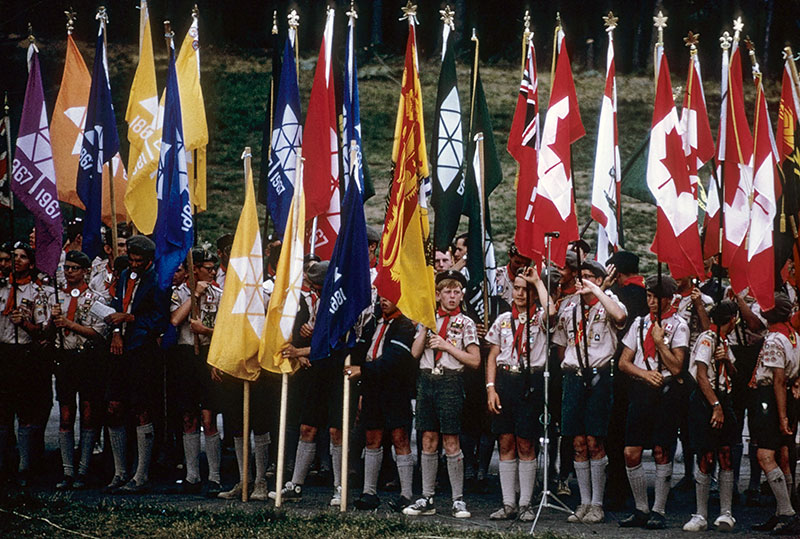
[400,1,417,22]
[346,1,357,21]
[272,10,278,34]
[65,8,77,34]
[524,10,530,33]
[192,4,199,19]
[96,5,108,25]
[719,31,732,50]
[603,11,618,31]
[684,30,700,50]
[653,10,667,46]
[288,9,299,30]
[556,11,562,29]
[732,16,743,41]
[440,5,455,31]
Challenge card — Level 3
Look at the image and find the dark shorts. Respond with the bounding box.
[688,389,738,453]
[491,369,543,440]
[54,347,105,404]
[461,359,491,436]
[299,354,357,430]
[360,373,413,432]
[0,343,52,421]
[105,340,162,408]
[625,374,691,450]
[218,370,275,435]
[415,370,465,435]
[173,345,219,413]
[561,367,613,438]
[748,385,795,451]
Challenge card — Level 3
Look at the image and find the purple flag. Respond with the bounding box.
[11,44,63,276]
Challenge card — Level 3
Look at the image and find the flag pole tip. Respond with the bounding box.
[684,31,699,50]
[603,11,618,30]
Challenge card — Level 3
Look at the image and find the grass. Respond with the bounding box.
[0,492,568,538]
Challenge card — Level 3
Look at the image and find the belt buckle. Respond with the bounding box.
[431,366,443,376]
[509,365,521,374]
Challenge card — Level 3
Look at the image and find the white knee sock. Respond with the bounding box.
[183,432,201,483]
[396,453,414,500]
[77,429,96,476]
[499,459,519,507]
[766,467,796,516]
[254,433,270,483]
[421,451,438,498]
[652,462,673,515]
[590,456,608,507]
[518,459,537,507]
[626,464,649,513]
[718,469,734,515]
[330,443,343,489]
[574,459,591,506]
[363,447,383,495]
[108,426,127,478]
[694,470,710,519]
[205,432,221,483]
[59,430,75,477]
[133,423,154,484]
[290,439,315,486]
[446,451,465,501]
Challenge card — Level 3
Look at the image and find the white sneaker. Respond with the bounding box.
[713,511,736,532]
[330,486,342,507]
[567,504,590,523]
[583,505,604,523]
[267,481,302,502]
[452,499,471,518]
[250,480,269,501]
[402,496,435,516]
[682,513,708,532]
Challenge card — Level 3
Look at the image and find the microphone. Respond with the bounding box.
[544,231,560,238]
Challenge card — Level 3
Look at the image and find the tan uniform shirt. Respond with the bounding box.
[56,286,107,350]
[752,330,800,387]
[419,311,479,371]
[689,329,736,394]
[0,280,53,344]
[553,291,627,369]
[622,313,690,378]
[486,308,549,368]
[170,282,223,347]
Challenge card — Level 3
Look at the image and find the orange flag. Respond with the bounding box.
[52,32,126,225]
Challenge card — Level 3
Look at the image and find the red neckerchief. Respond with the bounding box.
[434,306,460,364]
[372,310,402,359]
[677,287,692,298]
[507,265,516,282]
[122,272,141,314]
[620,275,645,288]
[2,273,33,315]
[511,304,536,358]
[63,283,89,335]
[561,283,576,296]
[643,305,678,364]
[708,324,732,391]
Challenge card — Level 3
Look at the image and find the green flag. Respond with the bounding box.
[620,131,655,205]
[463,65,502,316]
[431,33,465,252]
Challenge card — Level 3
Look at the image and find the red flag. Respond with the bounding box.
[721,43,754,293]
[303,9,340,260]
[532,31,584,266]
[681,52,715,195]
[509,36,540,261]
[646,52,704,279]
[747,75,776,310]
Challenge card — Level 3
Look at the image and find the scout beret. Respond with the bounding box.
[126,235,156,257]
[645,274,678,298]
[307,260,329,286]
[580,259,607,278]
[608,250,639,274]
[435,269,467,289]
[65,250,91,268]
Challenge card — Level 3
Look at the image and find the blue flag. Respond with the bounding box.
[153,46,193,291]
[266,33,302,237]
[77,22,120,260]
[342,16,373,201]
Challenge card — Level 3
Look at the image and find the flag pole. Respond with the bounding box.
[96,7,119,260]
[653,11,667,91]
[241,147,256,502]
[262,11,278,250]
[520,10,531,80]
[340,353,351,511]
[783,46,800,258]
[549,13,560,101]
[475,133,489,327]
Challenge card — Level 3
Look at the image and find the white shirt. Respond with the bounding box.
[553,291,627,369]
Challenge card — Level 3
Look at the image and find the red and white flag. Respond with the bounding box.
[590,24,621,264]
[680,51,715,196]
[532,31,584,267]
[647,52,704,279]
[509,34,540,261]
[721,42,754,293]
[747,75,776,310]
[303,9,340,260]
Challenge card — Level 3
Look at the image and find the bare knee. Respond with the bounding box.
[201,410,218,435]
[299,424,318,442]
[391,427,410,454]
[365,429,383,449]
[573,435,588,461]
[698,451,715,474]
[624,446,642,467]
[421,431,439,453]
[442,434,460,456]
[653,445,670,465]
[717,447,733,471]
[329,428,342,446]
[516,436,536,461]
[106,401,125,426]
[587,436,605,459]
[59,405,76,431]
[498,434,517,461]
[183,412,199,434]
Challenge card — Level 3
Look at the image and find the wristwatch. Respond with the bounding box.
[712,401,720,408]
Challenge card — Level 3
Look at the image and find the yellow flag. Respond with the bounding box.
[374,19,436,329]
[207,151,264,381]
[124,0,160,233]
[259,157,305,374]
[176,11,208,213]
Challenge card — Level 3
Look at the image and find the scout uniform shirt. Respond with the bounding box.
[495,265,516,306]
[56,283,107,350]
[170,282,223,347]
[89,259,116,302]
[689,329,736,394]
[622,310,690,378]
[553,291,627,369]
[674,289,713,349]
[0,277,53,344]
[486,305,549,369]
[419,308,479,372]
[750,324,800,387]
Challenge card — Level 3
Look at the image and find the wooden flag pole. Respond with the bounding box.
[549,12,561,101]
[241,379,251,501]
[475,133,489,329]
[340,353,352,511]
[520,10,531,79]
[274,372,289,507]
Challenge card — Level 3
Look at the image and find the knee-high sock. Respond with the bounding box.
[17,425,34,472]
[499,459,518,507]
[719,469,734,515]
[421,451,438,498]
[363,447,383,495]
[133,423,154,484]
[590,456,608,506]
[77,429,96,476]
[205,432,221,483]
[331,443,343,489]
[626,464,649,513]
[108,426,127,478]
[694,470,711,519]
[59,430,75,477]
[290,439,316,487]
[183,432,201,483]
[652,462,673,515]
[254,433,270,483]
[396,453,414,500]
[766,467,796,516]
[446,451,465,502]
[518,459,537,507]
[574,460,591,506]
[784,472,794,502]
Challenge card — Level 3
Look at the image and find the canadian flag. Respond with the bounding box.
[747,74,776,310]
[590,25,621,264]
[647,52,704,279]
[509,35,540,262]
[721,42,754,293]
[680,52,715,197]
[531,31,583,267]
[303,9,340,260]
